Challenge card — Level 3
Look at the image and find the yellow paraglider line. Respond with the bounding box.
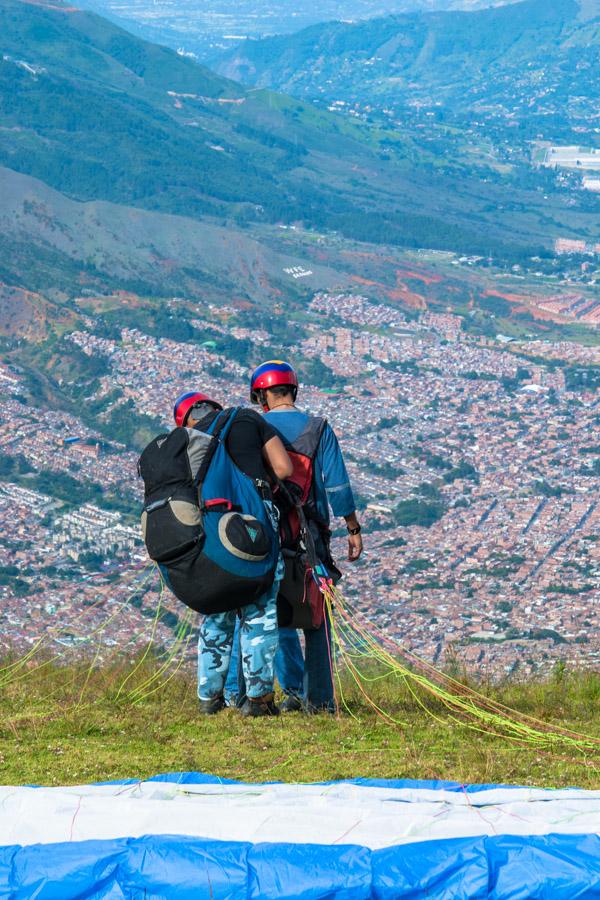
[0,565,157,693]
[322,581,600,755]
[124,572,196,704]
[337,587,599,748]
[114,568,167,701]
[0,566,188,729]
[126,609,195,703]
[0,564,154,687]
[129,620,195,706]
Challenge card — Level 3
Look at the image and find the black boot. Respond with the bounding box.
[199,695,226,715]
[280,693,304,713]
[240,693,280,717]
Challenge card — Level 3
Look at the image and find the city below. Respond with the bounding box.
[1,286,598,681]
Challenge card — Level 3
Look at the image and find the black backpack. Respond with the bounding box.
[139,426,213,566]
[138,410,278,615]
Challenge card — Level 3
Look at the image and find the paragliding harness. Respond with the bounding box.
[275,416,341,631]
[138,408,278,615]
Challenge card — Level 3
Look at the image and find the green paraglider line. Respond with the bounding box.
[4,555,598,770]
[322,582,600,756]
[0,564,155,690]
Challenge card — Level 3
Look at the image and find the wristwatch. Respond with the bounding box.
[347,524,362,536]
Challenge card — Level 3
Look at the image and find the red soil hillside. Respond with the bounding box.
[0,283,78,341]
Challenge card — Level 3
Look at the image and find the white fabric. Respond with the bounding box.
[1,781,600,849]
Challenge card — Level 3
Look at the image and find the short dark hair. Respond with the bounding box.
[267,385,295,398]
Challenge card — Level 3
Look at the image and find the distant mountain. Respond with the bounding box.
[0,0,595,297]
[74,1,523,62]
[215,0,598,115]
[0,0,540,265]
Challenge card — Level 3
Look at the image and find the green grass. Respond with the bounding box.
[1,659,599,789]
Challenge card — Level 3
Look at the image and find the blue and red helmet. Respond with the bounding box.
[250,360,298,406]
[173,391,222,428]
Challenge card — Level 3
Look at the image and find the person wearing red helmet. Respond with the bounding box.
[173,388,293,717]
[173,391,222,428]
[249,360,363,713]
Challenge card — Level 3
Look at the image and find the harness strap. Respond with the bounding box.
[277,478,320,570]
[205,407,238,440]
[193,407,238,490]
[284,415,327,459]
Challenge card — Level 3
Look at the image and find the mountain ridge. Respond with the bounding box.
[214,0,592,97]
[2,0,526,259]
[0,0,596,302]
[71,1,528,65]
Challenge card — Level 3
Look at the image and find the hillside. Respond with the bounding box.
[3,164,599,333]
[74,0,524,63]
[0,283,78,340]
[2,659,599,787]
[0,166,357,301]
[0,0,593,276]
[215,0,597,112]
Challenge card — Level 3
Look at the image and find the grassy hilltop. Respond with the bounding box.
[1,659,599,788]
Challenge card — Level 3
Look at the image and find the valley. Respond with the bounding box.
[0,0,598,681]
[75,0,523,60]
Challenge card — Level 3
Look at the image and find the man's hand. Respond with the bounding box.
[344,512,363,561]
[348,532,363,561]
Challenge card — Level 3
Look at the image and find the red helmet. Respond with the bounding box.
[250,360,298,405]
[173,391,222,428]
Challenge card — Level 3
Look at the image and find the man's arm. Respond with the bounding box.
[263,435,293,480]
[318,425,363,561]
[343,510,363,562]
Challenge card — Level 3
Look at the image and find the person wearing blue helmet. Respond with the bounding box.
[249,360,363,713]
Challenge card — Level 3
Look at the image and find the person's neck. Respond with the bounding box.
[268,400,296,412]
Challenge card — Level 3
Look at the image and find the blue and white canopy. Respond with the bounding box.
[1,773,599,897]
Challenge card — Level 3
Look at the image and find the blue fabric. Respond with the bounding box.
[276,616,335,708]
[264,410,356,522]
[2,833,599,898]
[224,618,241,704]
[201,409,279,579]
[275,627,304,696]
[97,773,530,792]
[304,614,335,708]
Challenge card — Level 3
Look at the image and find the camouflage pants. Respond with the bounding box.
[198,501,283,701]
[197,573,281,701]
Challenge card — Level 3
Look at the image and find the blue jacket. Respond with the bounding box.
[264,410,356,525]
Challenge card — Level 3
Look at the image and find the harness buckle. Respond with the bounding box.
[203,498,235,512]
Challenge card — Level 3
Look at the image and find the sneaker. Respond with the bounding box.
[240,693,280,717]
[199,695,226,715]
[280,694,304,713]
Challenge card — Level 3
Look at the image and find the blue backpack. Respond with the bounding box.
[138,408,278,614]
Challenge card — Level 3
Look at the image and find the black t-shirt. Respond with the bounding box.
[194,408,277,481]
